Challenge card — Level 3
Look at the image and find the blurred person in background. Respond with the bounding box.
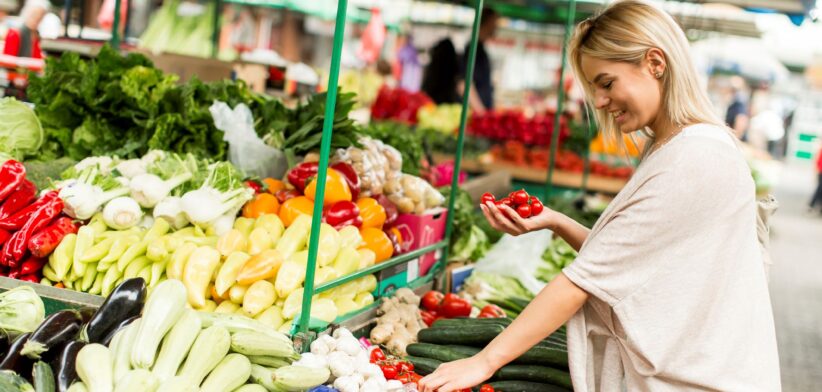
[459,8,499,113]
[725,75,750,139]
[2,0,49,58]
[421,38,460,104]
[809,145,822,214]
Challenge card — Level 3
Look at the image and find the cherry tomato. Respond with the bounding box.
[530,200,544,215]
[516,203,532,218]
[380,363,399,380]
[421,291,444,311]
[480,192,496,205]
[499,197,513,207]
[530,195,540,204]
[479,384,496,392]
[512,189,529,205]
[397,361,415,374]
[370,347,387,363]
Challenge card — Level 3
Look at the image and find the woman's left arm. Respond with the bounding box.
[419,273,589,392]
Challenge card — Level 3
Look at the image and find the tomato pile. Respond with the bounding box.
[480,190,544,219]
[419,290,473,326]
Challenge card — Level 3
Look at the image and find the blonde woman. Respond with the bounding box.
[419,1,781,391]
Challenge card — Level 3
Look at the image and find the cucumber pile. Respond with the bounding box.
[407,317,572,391]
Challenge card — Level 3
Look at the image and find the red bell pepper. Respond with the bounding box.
[286,162,319,192]
[0,180,36,220]
[2,197,63,267]
[323,201,362,230]
[18,274,39,283]
[19,256,46,276]
[375,194,398,227]
[0,228,10,247]
[245,180,263,194]
[438,293,472,318]
[0,191,59,231]
[0,160,26,204]
[28,217,79,258]
[478,304,506,318]
[331,162,360,200]
[7,265,22,279]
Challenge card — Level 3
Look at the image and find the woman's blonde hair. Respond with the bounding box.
[569,0,725,150]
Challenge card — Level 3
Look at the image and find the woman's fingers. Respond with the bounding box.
[488,203,524,234]
[500,204,530,232]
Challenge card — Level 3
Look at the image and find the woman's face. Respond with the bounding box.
[580,54,664,134]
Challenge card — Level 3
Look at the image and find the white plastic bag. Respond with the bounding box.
[473,230,554,295]
[210,101,287,179]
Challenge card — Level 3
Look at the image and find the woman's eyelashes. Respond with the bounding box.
[602,80,613,90]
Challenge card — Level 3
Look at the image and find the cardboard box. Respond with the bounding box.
[390,208,448,276]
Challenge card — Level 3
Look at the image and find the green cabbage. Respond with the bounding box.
[0,97,44,160]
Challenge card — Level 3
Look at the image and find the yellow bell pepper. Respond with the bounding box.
[315,266,338,285]
[255,306,284,330]
[236,249,284,286]
[357,249,376,269]
[166,242,197,281]
[278,320,293,335]
[282,288,305,319]
[337,226,362,249]
[354,292,375,308]
[334,297,359,316]
[304,168,352,206]
[310,298,339,323]
[215,251,251,297]
[200,300,218,312]
[317,224,341,267]
[183,246,222,308]
[242,280,277,318]
[229,284,249,304]
[332,247,360,277]
[356,198,386,229]
[275,214,311,259]
[233,217,256,238]
[247,227,273,256]
[357,275,378,293]
[215,300,241,314]
[217,229,247,257]
[278,196,314,228]
[275,259,307,299]
[254,214,285,245]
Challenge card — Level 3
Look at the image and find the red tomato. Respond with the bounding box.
[439,294,472,318]
[529,195,540,204]
[380,363,399,380]
[530,200,544,215]
[397,361,415,374]
[421,291,444,311]
[480,192,496,205]
[479,384,496,392]
[478,304,507,318]
[499,197,513,207]
[420,310,438,326]
[511,190,529,205]
[370,347,386,363]
[516,203,532,218]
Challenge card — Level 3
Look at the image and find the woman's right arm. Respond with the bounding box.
[481,202,590,252]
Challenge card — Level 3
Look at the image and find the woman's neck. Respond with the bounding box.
[647,114,679,142]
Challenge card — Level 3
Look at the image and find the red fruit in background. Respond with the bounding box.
[480,385,496,392]
[516,204,532,218]
[421,291,444,311]
[380,363,399,380]
[511,190,529,205]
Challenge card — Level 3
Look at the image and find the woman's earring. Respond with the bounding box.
[655,72,663,79]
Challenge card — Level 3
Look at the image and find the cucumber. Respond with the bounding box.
[508,297,532,311]
[417,325,505,346]
[487,380,571,392]
[406,344,470,362]
[439,345,568,369]
[405,356,442,376]
[494,365,572,389]
[488,298,524,313]
[432,318,513,329]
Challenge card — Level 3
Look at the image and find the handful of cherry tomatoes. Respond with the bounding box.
[480,189,544,219]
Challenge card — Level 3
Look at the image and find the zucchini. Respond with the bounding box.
[248,356,292,369]
[155,376,197,392]
[151,309,202,383]
[272,365,330,391]
[82,278,146,344]
[75,343,113,392]
[0,370,34,391]
[130,280,187,369]
[249,365,278,391]
[494,364,572,389]
[33,361,54,392]
[417,325,505,346]
[487,380,571,392]
[113,369,158,392]
[66,382,87,392]
[405,356,442,376]
[99,316,139,347]
[199,354,252,392]
[112,320,140,384]
[177,326,231,386]
[196,312,292,346]
[233,384,267,392]
[230,331,299,360]
[21,310,83,360]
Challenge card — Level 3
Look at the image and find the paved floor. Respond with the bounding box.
[767,161,822,391]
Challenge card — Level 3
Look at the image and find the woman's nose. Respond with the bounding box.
[594,93,609,110]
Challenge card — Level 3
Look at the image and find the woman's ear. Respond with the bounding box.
[645,48,667,79]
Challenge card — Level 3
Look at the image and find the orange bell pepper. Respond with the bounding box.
[278,196,314,227]
[236,249,284,285]
[263,178,286,194]
[359,227,394,263]
[243,193,280,219]
[304,168,352,206]
[356,197,386,229]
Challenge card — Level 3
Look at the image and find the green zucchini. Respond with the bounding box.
[114,369,159,392]
[177,326,231,386]
[152,309,202,383]
[233,385,268,392]
[494,364,572,388]
[487,380,571,392]
[0,370,34,392]
[248,356,292,368]
[199,354,252,392]
[130,280,187,369]
[417,325,505,346]
[249,365,278,391]
[33,361,54,392]
[405,356,443,376]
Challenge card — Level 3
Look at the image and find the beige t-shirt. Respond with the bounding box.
[562,124,781,391]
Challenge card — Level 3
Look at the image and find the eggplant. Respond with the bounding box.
[50,341,85,392]
[76,307,96,324]
[0,332,33,376]
[20,310,82,360]
[99,315,139,347]
[0,331,9,359]
[83,278,146,344]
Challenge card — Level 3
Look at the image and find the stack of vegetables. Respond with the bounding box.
[407,317,572,391]
[0,278,334,392]
[370,86,433,125]
[468,111,569,147]
[0,160,76,283]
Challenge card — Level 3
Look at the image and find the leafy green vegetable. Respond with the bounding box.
[462,271,533,302]
[440,186,492,262]
[0,97,44,160]
[23,158,77,190]
[537,237,577,283]
[0,286,45,336]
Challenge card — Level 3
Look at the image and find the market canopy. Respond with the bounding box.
[674,0,818,25]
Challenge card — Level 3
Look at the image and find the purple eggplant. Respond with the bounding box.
[0,332,33,376]
[20,310,82,360]
[83,278,146,344]
[49,340,85,392]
